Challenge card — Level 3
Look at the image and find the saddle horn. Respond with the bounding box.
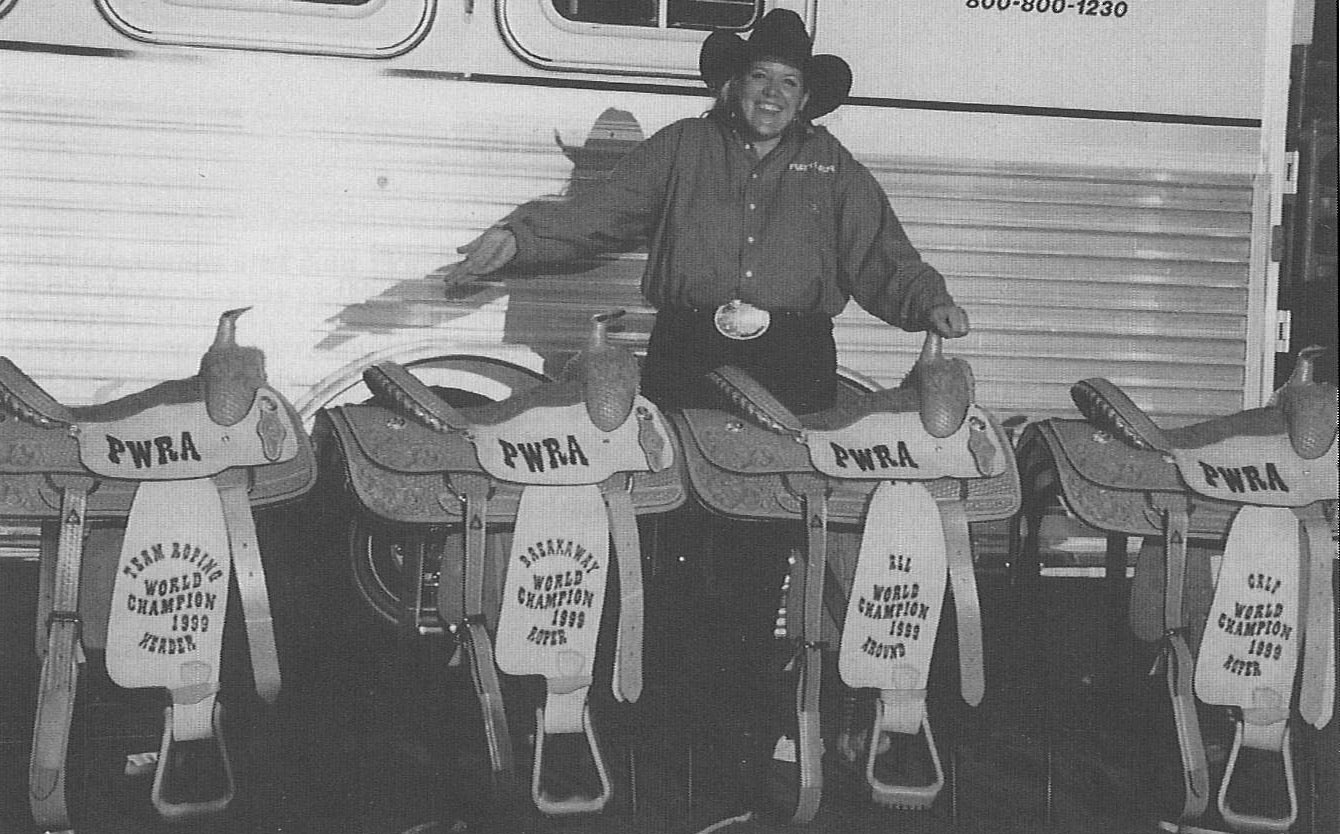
[1275,345,1338,460]
[562,309,640,432]
[905,332,974,439]
[200,307,267,426]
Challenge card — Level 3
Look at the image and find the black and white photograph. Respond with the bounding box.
[0,2,1335,833]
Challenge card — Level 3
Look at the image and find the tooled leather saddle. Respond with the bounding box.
[316,311,684,816]
[670,333,1021,822]
[0,309,315,831]
[1019,345,1336,833]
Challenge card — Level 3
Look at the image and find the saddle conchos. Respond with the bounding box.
[673,333,1020,821]
[0,309,316,831]
[1023,345,1336,833]
[317,311,684,816]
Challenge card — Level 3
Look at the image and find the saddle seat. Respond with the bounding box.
[713,332,975,439]
[706,335,1002,483]
[0,308,269,432]
[1069,350,1337,509]
[0,367,203,428]
[364,309,640,436]
[1073,345,1338,462]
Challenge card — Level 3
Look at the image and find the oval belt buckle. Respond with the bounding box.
[713,299,771,341]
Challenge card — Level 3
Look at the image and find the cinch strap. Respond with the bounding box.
[29,485,88,834]
[440,474,516,789]
[218,478,280,704]
[940,499,984,707]
[1295,502,1334,729]
[790,475,828,824]
[602,479,644,703]
[1154,499,1210,822]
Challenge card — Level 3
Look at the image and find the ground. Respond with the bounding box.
[1,513,1334,834]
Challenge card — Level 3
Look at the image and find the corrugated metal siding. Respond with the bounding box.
[0,55,1256,426]
[849,158,1255,425]
[481,158,1257,426]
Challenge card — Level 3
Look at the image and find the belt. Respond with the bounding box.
[671,306,827,321]
[665,303,829,341]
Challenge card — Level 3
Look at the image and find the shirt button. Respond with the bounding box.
[751,173,759,179]
[747,236,755,244]
[745,271,753,279]
[749,203,756,210]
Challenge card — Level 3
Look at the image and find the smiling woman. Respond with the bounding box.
[726,61,808,153]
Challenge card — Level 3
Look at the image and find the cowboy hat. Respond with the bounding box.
[698,9,853,120]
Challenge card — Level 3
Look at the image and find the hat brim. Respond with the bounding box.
[699,30,851,120]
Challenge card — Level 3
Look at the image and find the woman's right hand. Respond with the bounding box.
[440,226,517,287]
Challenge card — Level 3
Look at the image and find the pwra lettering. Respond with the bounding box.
[105,432,202,469]
[497,435,590,473]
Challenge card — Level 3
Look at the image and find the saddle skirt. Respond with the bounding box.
[1026,419,1240,538]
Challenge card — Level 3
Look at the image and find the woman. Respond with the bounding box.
[443,9,968,414]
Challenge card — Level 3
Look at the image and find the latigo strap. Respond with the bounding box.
[1295,502,1335,730]
[28,486,89,833]
[1149,498,1210,822]
[442,473,517,789]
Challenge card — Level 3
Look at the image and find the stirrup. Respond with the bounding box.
[151,701,234,821]
[531,686,611,816]
[849,690,944,810]
[1217,719,1296,834]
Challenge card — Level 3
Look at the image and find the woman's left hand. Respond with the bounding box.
[928,304,970,338]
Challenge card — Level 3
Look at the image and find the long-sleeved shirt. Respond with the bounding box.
[505,114,954,332]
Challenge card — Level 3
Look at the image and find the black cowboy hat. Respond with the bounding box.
[698,9,853,120]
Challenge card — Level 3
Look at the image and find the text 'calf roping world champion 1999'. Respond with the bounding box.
[672,332,1021,823]
[317,310,684,816]
[1020,344,1337,833]
[0,309,316,831]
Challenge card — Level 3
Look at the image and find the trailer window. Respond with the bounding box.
[96,0,433,57]
[552,0,758,30]
[502,0,789,78]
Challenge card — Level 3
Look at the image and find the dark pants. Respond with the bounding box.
[640,308,837,414]
[639,308,836,739]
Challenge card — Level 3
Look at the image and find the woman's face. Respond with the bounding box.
[732,59,808,142]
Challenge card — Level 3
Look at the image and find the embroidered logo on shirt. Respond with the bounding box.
[788,162,836,173]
